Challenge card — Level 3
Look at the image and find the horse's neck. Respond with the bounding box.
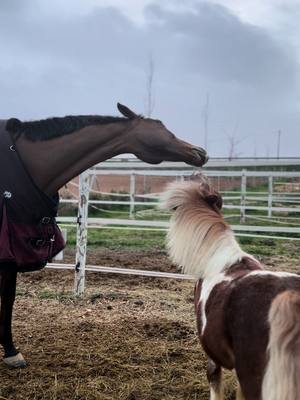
[14,122,132,196]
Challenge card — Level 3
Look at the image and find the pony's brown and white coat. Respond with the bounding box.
[161,179,300,400]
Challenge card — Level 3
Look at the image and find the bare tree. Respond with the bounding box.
[145,53,155,117]
[226,122,243,160]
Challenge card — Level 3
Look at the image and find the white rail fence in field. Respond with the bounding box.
[48,161,300,295]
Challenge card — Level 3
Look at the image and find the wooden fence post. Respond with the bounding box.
[74,170,90,296]
[240,169,247,224]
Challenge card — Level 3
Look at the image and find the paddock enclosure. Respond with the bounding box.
[1,158,300,400]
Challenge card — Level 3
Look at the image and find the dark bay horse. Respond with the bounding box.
[0,103,208,368]
[161,177,300,400]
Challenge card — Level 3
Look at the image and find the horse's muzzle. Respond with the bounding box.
[191,148,209,166]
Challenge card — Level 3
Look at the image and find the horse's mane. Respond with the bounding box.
[6,115,131,141]
[161,180,247,278]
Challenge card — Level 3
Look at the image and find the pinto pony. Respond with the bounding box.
[161,178,300,400]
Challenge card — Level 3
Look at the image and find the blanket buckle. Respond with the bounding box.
[41,217,51,224]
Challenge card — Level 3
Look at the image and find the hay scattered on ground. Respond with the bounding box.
[0,248,298,399]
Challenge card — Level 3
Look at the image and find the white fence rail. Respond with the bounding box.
[49,162,300,295]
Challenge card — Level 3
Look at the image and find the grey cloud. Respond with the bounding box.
[144,3,297,90]
[0,0,27,11]
[0,1,299,156]
[0,2,297,91]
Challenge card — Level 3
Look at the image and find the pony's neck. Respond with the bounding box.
[200,230,248,279]
[14,121,134,196]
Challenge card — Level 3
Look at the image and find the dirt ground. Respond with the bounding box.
[0,247,299,400]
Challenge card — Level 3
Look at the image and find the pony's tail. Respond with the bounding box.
[262,290,300,400]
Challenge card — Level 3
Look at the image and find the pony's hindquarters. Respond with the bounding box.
[262,290,300,400]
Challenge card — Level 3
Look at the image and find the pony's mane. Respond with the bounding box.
[161,180,248,278]
[5,115,131,141]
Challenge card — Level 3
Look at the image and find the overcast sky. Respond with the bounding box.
[0,0,299,157]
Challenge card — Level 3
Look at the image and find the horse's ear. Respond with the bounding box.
[6,118,22,132]
[205,193,223,210]
[117,103,138,120]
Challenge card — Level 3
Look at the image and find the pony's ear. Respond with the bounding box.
[189,172,210,190]
[117,103,138,119]
[205,193,223,210]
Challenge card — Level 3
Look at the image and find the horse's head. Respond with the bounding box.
[117,103,208,167]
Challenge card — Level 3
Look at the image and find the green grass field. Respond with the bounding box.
[60,225,300,263]
[57,182,300,263]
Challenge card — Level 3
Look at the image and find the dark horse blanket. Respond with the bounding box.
[0,120,65,272]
